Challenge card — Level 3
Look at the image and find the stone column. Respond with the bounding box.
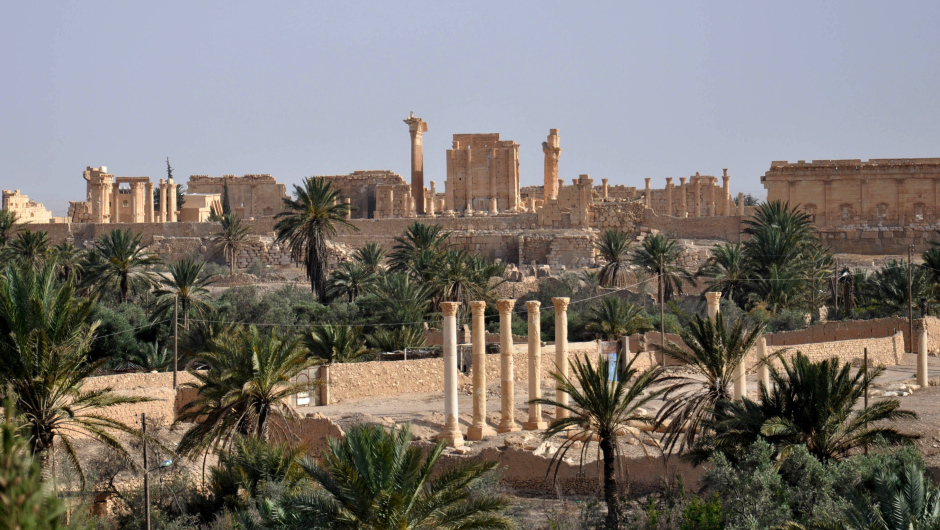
[145,182,154,223]
[523,301,547,430]
[437,302,464,446]
[705,291,722,322]
[918,321,929,387]
[665,177,673,216]
[497,299,519,433]
[168,180,178,222]
[694,175,702,217]
[428,181,437,217]
[129,182,142,223]
[709,177,717,217]
[159,179,167,222]
[644,178,652,209]
[543,129,561,202]
[404,114,428,215]
[558,179,564,193]
[467,301,494,440]
[602,178,609,199]
[489,198,497,215]
[737,192,745,216]
[344,198,352,220]
[757,336,770,392]
[111,182,120,223]
[680,177,688,218]
[722,170,730,216]
[552,297,570,421]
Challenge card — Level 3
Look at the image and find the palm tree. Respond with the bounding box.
[151,258,217,329]
[49,242,84,282]
[595,228,634,288]
[359,272,432,325]
[304,325,372,364]
[209,436,306,512]
[742,200,818,275]
[177,326,319,457]
[704,352,915,462]
[264,423,512,529]
[0,264,150,483]
[631,234,696,302]
[531,355,665,529]
[697,242,749,306]
[368,325,427,353]
[389,221,451,274]
[653,313,765,455]
[325,261,375,303]
[353,242,386,274]
[869,259,932,315]
[85,228,160,303]
[275,177,357,302]
[3,230,49,268]
[211,213,251,276]
[434,249,504,305]
[0,210,23,247]
[585,297,652,340]
[128,341,171,371]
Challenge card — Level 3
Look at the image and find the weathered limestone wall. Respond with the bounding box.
[641,209,744,241]
[187,174,287,218]
[319,170,408,219]
[81,371,199,427]
[762,158,940,229]
[753,333,902,370]
[1,189,53,223]
[445,133,521,213]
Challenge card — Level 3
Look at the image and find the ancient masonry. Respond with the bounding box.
[1,189,55,223]
[186,174,287,218]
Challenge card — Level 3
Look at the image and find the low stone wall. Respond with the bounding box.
[642,210,744,241]
[81,371,199,427]
[748,332,902,371]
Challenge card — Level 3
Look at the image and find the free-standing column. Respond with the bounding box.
[159,179,167,222]
[467,301,495,440]
[111,182,120,223]
[497,299,520,433]
[523,301,548,430]
[404,114,428,215]
[694,176,702,217]
[709,177,717,217]
[644,178,652,209]
[918,321,929,387]
[428,181,437,217]
[757,336,770,392]
[680,177,688,218]
[602,178,609,199]
[552,297,570,420]
[705,292,722,322]
[145,182,154,223]
[665,177,673,216]
[543,129,561,202]
[167,179,178,222]
[437,302,464,446]
[722,170,731,216]
[737,192,745,216]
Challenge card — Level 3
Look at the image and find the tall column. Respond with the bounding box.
[694,175,702,217]
[737,192,745,216]
[523,301,547,430]
[709,177,717,217]
[705,291,722,322]
[167,180,178,222]
[437,302,464,446]
[543,129,561,202]
[404,114,428,215]
[552,297,570,420]
[644,178,652,209]
[665,177,673,216]
[680,177,688,218]
[757,336,770,392]
[722,170,731,216]
[428,181,437,217]
[111,182,120,223]
[918,321,929,387]
[145,182,154,223]
[159,179,167,223]
[467,301,494,440]
[344,198,352,220]
[497,299,519,433]
[129,182,141,223]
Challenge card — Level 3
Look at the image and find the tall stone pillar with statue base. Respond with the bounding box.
[523,301,548,430]
[665,178,673,216]
[467,301,495,441]
[159,179,167,222]
[497,299,520,433]
[680,177,688,218]
[552,297,570,420]
[543,129,561,202]
[404,114,428,215]
[168,180,178,222]
[437,302,464,446]
[722,170,731,216]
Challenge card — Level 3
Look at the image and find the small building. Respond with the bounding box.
[179,193,222,222]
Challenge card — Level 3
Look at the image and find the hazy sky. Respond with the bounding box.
[3,1,939,214]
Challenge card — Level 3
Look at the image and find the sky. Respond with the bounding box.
[3,1,939,215]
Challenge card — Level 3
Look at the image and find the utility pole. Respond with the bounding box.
[909,244,914,353]
[142,413,150,530]
[833,259,839,318]
[659,255,666,366]
[173,295,179,389]
[863,347,869,455]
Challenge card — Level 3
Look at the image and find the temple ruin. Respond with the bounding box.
[445,133,521,214]
[1,189,55,223]
[186,174,287,219]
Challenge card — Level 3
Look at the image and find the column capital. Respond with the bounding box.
[496,299,516,314]
[404,115,428,135]
[469,301,486,315]
[680,177,687,185]
[440,302,460,316]
[525,300,541,311]
[552,297,570,311]
[705,292,722,306]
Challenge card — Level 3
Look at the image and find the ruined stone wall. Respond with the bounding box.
[445,134,521,213]
[591,200,645,230]
[81,371,199,427]
[1,189,52,223]
[641,210,744,241]
[753,333,902,370]
[762,158,940,229]
[375,183,415,219]
[319,170,407,219]
[187,174,287,218]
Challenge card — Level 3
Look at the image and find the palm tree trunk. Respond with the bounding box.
[229,248,235,276]
[599,433,619,529]
[121,273,129,303]
[309,231,327,302]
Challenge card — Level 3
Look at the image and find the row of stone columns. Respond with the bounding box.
[437,297,572,445]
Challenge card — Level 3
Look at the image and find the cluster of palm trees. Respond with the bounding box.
[534,312,917,528]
